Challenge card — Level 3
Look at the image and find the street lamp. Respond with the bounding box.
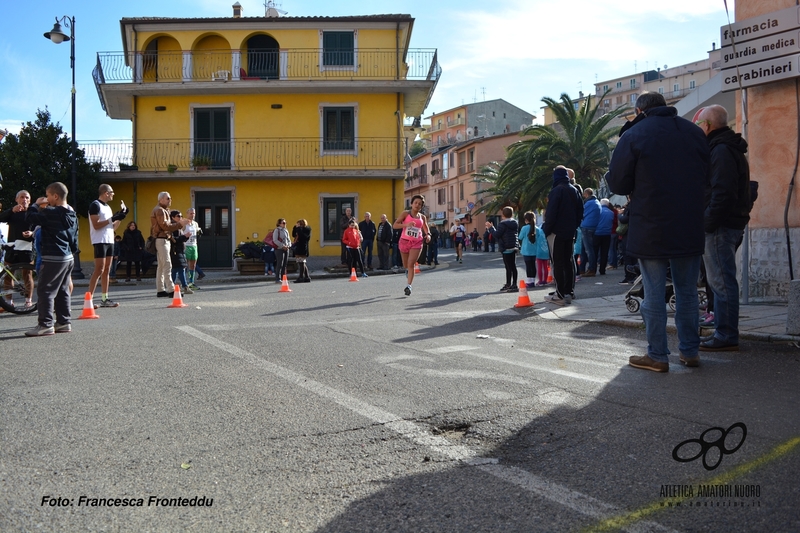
[44,16,83,278]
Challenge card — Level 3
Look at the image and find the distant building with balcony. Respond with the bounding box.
[594,51,721,118]
[420,99,534,149]
[405,131,525,233]
[89,8,439,266]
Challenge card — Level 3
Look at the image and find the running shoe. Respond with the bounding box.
[54,322,72,333]
[404,285,412,296]
[100,299,120,307]
[25,325,55,337]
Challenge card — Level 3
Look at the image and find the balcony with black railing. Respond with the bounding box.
[94,48,440,84]
[81,137,401,172]
[94,48,441,120]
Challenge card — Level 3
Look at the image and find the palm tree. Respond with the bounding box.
[485,92,629,212]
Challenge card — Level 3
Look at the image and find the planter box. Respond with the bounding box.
[237,259,266,274]
[237,258,297,274]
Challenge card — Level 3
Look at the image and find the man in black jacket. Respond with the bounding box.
[694,105,750,352]
[608,92,710,372]
[358,212,377,270]
[543,166,583,305]
[375,214,393,270]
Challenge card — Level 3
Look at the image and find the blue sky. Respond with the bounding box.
[0,0,736,141]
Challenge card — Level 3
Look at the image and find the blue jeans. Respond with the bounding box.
[704,228,743,344]
[392,243,403,267]
[426,241,439,264]
[361,240,374,268]
[171,267,188,289]
[581,227,596,272]
[638,256,701,362]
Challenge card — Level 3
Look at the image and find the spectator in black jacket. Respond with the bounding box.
[494,206,520,292]
[608,92,710,373]
[358,212,377,270]
[695,104,750,352]
[542,166,583,305]
[375,214,393,270]
[426,223,440,265]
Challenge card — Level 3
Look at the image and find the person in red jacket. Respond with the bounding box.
[342,218,367,278]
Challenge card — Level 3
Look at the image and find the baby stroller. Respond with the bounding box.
[624,266,676,313]
[624,267,708,313]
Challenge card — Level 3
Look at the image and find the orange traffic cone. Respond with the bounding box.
[547,264,554,284]
[78,292,100,319]
[279,274,292,292]
[348,268,359,282]
[168,286,188,308]
[514,280,534,308]
[414,262,421,274]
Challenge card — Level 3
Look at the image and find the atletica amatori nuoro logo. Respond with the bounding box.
[672,422,747,471]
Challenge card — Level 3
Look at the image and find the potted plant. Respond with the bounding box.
[191,155,213,170]
[167,164,178,173]
[233,240,266,274]
[118,162,138,171]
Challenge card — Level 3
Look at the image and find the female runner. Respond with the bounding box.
[393,194,431,296]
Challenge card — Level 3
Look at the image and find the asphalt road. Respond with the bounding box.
[1,250,798,532]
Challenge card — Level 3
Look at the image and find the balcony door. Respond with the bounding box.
[194,108,231,169]
[246,35,279,79]
[196,191,232,268]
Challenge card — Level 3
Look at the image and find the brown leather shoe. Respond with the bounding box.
[583,270,596,277]
[629,355,669,373]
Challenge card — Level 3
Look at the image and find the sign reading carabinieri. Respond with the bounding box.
[720,5,800,92]
[721,54,799,92]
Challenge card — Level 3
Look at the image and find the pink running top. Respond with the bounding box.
[399,213,425,244]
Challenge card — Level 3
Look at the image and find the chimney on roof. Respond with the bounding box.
[233,2,242,17]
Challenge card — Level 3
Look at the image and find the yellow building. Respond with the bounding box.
[90,8,439,267]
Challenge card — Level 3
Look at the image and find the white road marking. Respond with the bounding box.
[178,325,674,532]
[517,349,622,369]
[374,354,436,364]
[201,309,517,331]
[426,345,479,354]
[477,464,679,533]
[386,363,531,385]
[464,352,613,384]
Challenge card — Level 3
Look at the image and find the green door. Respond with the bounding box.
[196,191,232,268]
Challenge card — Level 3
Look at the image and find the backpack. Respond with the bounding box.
[527,224,536,245]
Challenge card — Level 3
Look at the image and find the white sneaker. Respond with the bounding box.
[404,285,412,296]
[25,325,55,337]
[183,286,194,295]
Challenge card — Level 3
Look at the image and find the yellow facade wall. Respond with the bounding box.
[138,27,405,53]
[135,93,401,141]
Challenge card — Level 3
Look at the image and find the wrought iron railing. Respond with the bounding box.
[80,138,400,172]
[94,48,441,83]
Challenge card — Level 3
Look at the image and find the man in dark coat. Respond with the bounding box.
[542,166,583,305]
[607,92,710,372]
[695,104,750,352]
[375,214,393,270]
[358,212,377,270]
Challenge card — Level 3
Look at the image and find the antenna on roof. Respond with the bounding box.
[264,0,288,16]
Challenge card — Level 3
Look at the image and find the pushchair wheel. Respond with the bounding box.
[698,289,708,309]
[668,294,677,311]
[626,297,640,313]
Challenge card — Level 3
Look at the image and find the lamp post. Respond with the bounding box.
[44,16,83,278]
